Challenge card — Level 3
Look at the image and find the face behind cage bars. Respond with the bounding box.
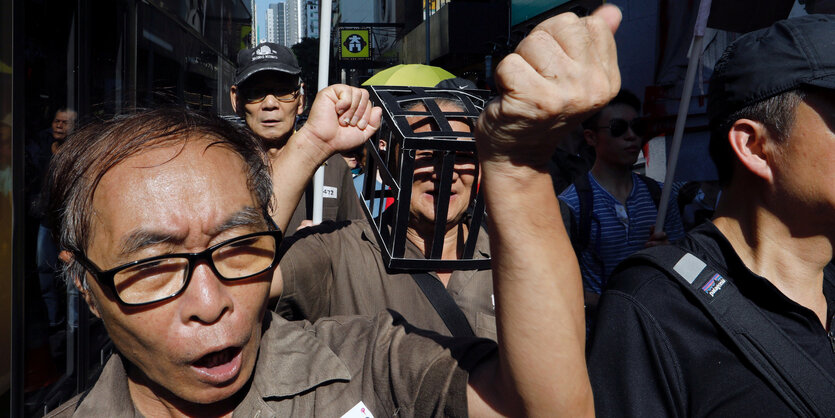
[362,85,491,271]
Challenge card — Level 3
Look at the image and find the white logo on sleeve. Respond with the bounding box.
[341,401,374,418]
[323,186,338,199]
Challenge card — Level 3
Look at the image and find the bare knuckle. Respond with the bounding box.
[548,11,581,28]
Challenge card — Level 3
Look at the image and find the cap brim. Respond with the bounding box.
[804,73,835,91]
[235,62,301,86]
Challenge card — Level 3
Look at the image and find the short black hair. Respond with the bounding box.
[582,89,641,130]
[708,89,806,186]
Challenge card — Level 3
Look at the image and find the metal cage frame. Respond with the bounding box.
[362,85,491,271]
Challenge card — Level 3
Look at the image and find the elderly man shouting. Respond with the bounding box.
[45,5,621,417]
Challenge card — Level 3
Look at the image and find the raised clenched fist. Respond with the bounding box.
[476,5,622,169]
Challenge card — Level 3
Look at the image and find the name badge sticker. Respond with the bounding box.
[323,186,338,199]
[341,401,374,418]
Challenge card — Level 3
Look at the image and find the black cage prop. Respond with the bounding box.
[361,85,491,271]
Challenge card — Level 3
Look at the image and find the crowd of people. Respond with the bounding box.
[19,5,835,417]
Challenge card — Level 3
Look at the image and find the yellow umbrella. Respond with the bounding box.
[362,64,456,87]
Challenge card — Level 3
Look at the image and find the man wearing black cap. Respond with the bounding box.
[230,42,363,234]
[588,15,835,417]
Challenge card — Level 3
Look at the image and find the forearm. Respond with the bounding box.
[269,127,333,233]
[269,85,380,232]
[480,162,592,417]
[464,4,621,416]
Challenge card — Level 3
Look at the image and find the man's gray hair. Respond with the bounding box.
[44,108,274,287]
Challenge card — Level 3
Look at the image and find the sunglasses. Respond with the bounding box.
[596,117,648,138]
[242,85,301,104]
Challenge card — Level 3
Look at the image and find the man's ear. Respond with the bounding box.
[583,129,597,147]
[727,118,773,182]
[230,85,240,114]
[297,83,306,116]
[59,250,102,319]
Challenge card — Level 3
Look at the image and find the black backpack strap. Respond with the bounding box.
[574,173,593,252]
[409,272,475,338]
[559,198,575,244]
[637,173,662,208]
[619,246,835,417]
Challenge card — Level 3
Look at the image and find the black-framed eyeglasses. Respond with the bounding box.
[597,117,648,138]
[242,85,301,104]
[75,230,283,306]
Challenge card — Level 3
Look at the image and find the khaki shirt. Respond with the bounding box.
[287,154,364,235]
[277,218,497,340]
[46,311,496,417]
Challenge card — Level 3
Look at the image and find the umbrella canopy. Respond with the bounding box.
[362,64,456,87]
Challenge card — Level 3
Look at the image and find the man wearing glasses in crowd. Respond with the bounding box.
[230,42,363,234]
[44,5,623,416]
[559,89,684,322]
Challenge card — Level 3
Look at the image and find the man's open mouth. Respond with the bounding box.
[190,346,243,384]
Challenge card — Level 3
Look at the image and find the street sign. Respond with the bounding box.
[340,28,371,60]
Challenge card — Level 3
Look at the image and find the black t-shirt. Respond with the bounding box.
[588,222,835,417]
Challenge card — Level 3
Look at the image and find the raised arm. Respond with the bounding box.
[466,6,621,417]
[269,85,382,234]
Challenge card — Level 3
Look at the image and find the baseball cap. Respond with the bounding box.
[435,77,477,90]
[708,14,835,125]
[234,42,301,86]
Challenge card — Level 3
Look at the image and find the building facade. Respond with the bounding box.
[304,0,319,39]
[287,0,301,46]
[266,3,277,43]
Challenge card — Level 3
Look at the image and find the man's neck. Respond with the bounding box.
[713,183,832,327]
[406,222,468,286]
[590,162,634,204]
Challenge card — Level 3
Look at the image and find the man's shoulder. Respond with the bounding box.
[604,244,698,307]
[45,394,83,418]
[310,310,496,371]
[605,257,682,301]
[287,218,371,249]
[324,154,352,177]
[604,226,726,312]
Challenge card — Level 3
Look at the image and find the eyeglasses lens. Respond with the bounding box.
[114,259,188,305]
[609,119,629,137]
[244,87,299,103]
[112,234,278,304]
[608,118,648,138]
[212,234,277,278]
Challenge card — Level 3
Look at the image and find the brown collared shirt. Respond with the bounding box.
[277,218,497,340]
[46,311,496,417]
[286,154,365,235]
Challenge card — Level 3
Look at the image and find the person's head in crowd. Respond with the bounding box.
[708,15,835,197]
[51,107,77,143]
[47,108,277,413]
[404,98,478,236]
[230,42,304,148]
[371,95,479,246]
[340,144,364,173]
[581,89,647,170]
